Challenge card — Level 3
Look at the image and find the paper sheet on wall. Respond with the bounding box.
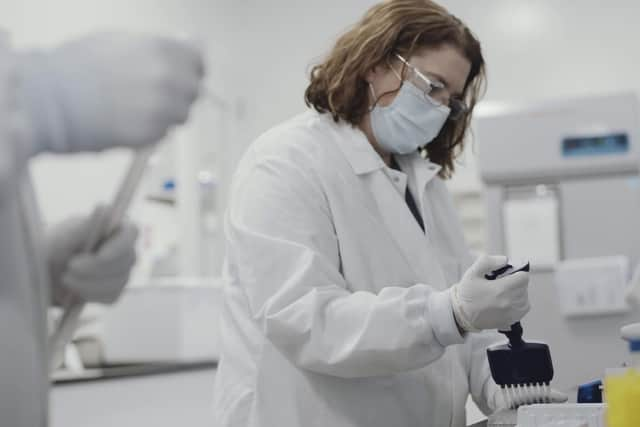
[554,256,630,317]
[503,196,559,267]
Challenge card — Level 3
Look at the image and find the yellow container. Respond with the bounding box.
[605,368,640,427]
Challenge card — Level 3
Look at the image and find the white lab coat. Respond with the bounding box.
[0,38,51,427]
[213,110,503,427]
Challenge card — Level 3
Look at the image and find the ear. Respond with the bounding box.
[365,63,387,84]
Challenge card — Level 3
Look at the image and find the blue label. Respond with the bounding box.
[562,133,629,157]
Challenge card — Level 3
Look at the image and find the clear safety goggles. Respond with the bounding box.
[393,53,469,121]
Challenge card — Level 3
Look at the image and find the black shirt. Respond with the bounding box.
[389,157,425,233]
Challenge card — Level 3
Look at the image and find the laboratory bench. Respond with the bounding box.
[51,361,218,427]
[51,363,489,427]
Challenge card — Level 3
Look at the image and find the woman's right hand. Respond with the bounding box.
[451,255,530,332]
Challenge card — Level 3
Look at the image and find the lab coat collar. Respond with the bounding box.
[327,115,450,287]
[395,152,443,218]
[328,114,443,180]
[396,152,442,189]
[365,167,448,286]
[332,121,386,175]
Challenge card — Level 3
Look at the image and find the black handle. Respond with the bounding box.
[485,261,530,349]
[499,322,525,349]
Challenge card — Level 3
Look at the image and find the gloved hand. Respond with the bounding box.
[451,255,530,332]
[494,386,568,410]
[47,205,138,305]
[17,32,205,155]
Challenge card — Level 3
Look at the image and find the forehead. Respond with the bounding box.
[408,44,471,95]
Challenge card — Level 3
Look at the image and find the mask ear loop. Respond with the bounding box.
[368,83,378,112]
[368,57,405,112]
[389,59,404,82]
[390,54,431,159]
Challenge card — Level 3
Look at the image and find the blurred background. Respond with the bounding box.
[5,1,640,426]
[9,0,640,269]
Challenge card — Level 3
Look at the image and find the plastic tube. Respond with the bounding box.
[48,145,155,372]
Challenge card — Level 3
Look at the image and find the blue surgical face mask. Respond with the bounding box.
[369,81,450,155]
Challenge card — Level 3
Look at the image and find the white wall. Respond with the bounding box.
[225,0,640,191]
[5,0,640,269]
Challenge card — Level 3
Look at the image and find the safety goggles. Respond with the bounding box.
[394,53,468,121]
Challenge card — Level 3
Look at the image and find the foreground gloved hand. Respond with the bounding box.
[17,32,205,155]
[47,206,138,305]
[451,255,530,332]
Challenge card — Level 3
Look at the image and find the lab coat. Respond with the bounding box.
[213,110,503,427]
[0,39,51,427]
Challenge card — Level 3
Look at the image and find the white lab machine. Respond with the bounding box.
[97,279,223,363]
[517,403,605,427]
[476,92,640,393]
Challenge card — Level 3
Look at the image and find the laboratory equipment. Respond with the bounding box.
[476,92,640,391]
[486,323,555,408]
[604,370,640,426]
[576,380,602,404]
[135,90,225,281]
[484,259,530,280]
[478,92,640,268]
[516,403,605,427]
[49,146,155,372]
[603,322,640,427]
[620,322,640,359]
[485,261,555,407]
[96,279,222,363]
[486,409,517,427]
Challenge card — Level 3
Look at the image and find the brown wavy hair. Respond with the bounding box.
[304,0,486,178]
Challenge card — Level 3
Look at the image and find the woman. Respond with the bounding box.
[214,1,543,426]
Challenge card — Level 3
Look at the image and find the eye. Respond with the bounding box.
[428,78,445,89]
[429,84,447,98]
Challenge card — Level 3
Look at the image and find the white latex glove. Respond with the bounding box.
[451,255,530,332]
[47,206,138,304]
[17,33,205,155]
[494,385,568,410]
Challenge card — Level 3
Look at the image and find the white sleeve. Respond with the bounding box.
[15,50,70,156]
[0,36,35,204]
[226,149,464,379]
[0,32,58,160]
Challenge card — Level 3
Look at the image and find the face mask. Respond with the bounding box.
[369,81,450,155]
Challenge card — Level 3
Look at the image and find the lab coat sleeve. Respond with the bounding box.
[0,41,33,204]
[226,149,464,379]
[467,330,504,414]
